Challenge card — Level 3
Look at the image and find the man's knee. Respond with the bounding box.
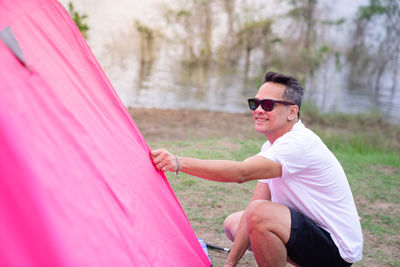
[246,200,291,243]
[223,211,243,241]
[246,200,271,233]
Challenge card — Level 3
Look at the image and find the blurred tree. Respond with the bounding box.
[347,0,400,108]
[286,0,317,49]
[67,2,89,39]
[273,0,346,85]
[222,0,236,49]
[135,20,155,64]
[165,8,195,60]
[281,0,323,78]
[134,20,160,88]
[215,0,240,66]
[236,18,274,75]
[162,0,349,88]
[164,0,214,66]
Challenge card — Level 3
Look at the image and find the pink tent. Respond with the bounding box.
[0,0,210,266]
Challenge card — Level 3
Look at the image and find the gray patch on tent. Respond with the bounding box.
[0,26,30,71]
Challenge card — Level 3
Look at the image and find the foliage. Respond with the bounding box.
[357,0,391,20]
[235,18,274,74]
[277,0,347,81]
[285,0,318,49]
[67,2,89,39]
[163,0,213,66]
[157,0,399,116]
[161,0,350,82]
[135,20,156,64]
[347,0,400,106]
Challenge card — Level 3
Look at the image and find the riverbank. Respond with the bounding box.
[129,107,400,150]
[128,107,259,142]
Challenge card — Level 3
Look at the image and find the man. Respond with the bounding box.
[151,72,363,267]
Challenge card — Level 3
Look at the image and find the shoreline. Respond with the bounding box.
[128,107,400,150]
[128,107,261,142]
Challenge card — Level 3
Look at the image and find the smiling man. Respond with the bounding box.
[151,71,363,267]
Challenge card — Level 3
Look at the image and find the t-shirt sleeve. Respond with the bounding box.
[257,134,307,182]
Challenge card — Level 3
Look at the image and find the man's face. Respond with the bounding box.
[252,82,295,137]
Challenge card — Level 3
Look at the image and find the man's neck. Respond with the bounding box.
[266,119,298,144]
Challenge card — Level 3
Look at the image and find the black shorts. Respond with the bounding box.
[285,208,352,267]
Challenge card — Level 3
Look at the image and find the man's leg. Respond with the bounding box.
[225,201,349,267]
[224,200,291,265]
[224,211,244,242]
[245,199,291,267]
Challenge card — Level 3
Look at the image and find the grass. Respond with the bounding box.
[143,110,400,267]
[338,150,399,265]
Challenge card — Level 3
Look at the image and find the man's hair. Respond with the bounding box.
[264,71,304,117]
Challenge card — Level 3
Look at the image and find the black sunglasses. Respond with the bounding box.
[247,98,295,111]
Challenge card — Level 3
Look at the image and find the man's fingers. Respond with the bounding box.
[150,149,163,159]
[150,149,171,172]
[150,149,165,162]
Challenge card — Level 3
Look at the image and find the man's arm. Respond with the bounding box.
[150,149,282,183]
[224,182,271,266]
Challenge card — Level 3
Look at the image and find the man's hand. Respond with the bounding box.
[150,149,178,173]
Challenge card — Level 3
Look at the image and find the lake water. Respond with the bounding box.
[60,0,400,123]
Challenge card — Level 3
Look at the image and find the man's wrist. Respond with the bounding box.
[174,154,180,175]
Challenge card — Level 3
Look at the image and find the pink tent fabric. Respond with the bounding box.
[0,0,210,266]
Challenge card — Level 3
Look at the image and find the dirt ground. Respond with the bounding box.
[128,107,260,142]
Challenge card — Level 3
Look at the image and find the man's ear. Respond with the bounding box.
[288,105,299,121]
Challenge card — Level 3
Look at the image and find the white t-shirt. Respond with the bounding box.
[258,120,363,263]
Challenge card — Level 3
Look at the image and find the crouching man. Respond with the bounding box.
[151,71,363,267]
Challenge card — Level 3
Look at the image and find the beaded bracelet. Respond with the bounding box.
[174,154,180,175]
